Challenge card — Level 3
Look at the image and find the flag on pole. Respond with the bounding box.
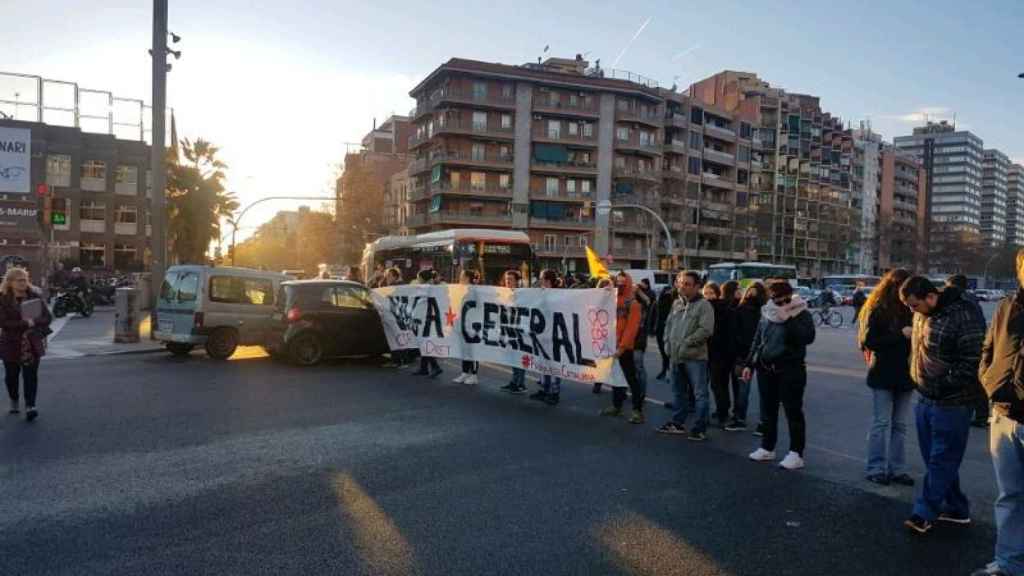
[586,246,609,279]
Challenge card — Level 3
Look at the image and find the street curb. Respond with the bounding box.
[82,347,167,357]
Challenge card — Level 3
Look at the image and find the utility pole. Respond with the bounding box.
[150,0,168,307]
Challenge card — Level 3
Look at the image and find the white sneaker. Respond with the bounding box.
[749,448,776,462]
[453,373,467,384]
[779,451,805,470]
[463,374,479,385]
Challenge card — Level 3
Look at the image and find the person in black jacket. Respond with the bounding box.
[705,282,738,428]
[654,285,675,380]
[858,268,915,487]
[899,276,986,535]
[730,282,766,432]
[978,250,1024,576]
[947,273,990,428]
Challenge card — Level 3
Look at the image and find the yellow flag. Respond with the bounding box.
[586,246,610,279]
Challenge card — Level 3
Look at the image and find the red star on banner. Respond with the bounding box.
[520,354,532,369]
[445,307,457,327]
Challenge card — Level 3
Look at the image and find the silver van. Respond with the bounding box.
[153,265,290,359]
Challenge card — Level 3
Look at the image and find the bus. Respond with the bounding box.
[362,229,535,285]
[705,262,798,289]
[822,274,881,290]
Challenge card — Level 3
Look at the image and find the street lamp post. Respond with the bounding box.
[595,200,674,269]
[229,196,334,265]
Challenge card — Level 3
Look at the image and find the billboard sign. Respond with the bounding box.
[0,201,39,229]
[0,127,31,194]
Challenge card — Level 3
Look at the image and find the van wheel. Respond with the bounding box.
[167,343,194,356]
[205,328,238,360]
[289,333,324,366]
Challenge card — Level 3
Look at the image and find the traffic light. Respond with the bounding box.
[43,195,52,228]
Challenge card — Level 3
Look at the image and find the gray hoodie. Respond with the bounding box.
[665,294,715,363]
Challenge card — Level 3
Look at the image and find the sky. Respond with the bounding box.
[1,0,1022,239]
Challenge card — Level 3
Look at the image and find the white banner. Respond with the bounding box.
[0,127,31,194]
[372,285,627,387]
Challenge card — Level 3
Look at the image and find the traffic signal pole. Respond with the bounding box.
[150,0,168,307]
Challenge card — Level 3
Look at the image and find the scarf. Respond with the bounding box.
[761,294,808,324]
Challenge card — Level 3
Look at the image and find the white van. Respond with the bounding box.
[153,265,290,359]
[622,269,673,294]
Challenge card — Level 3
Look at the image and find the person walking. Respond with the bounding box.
[948,273,990,429]
[858,268,916,487]
[2,267,52,422]
[657,270,715,440]
[500,270,528,394]
[852,283,868,327]
[654,283,675,381]
[976,250,1024,576]
[705,282,738,428]
[899,276,986,534]
[744,281,815,469]
[531,269,563,406]
[728,282,766,432]
[412,269,443,379]
[453,269,480,386]
[600,271,645,424]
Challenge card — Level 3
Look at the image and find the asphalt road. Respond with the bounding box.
[0,304,1003,575]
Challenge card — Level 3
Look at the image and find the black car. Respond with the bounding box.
[264,280,389,366]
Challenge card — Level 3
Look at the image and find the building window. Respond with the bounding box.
[499,145,511,160]
[544,234,557,251]
[639,131,654,146]
[450,171,461,189]
[500,113,512,129]
[579,235,588,247]
[689,131,702,150]
[115,165,138,195]
[569,94,578,107]
[616,126,630,141]
[565,235,574,248]
[81,160,107,191]
[471,172,486,191]
[690,106,704,125]
[617,99,629,112]
[740,122,752,139]
[46,155,71,187]
[568,122,578,136]
[113,244,138,270]
[566,179,576,195]
[547,120,561,139]
[472,81,487,100]
[688,157,702,175]
[546,177,559,196]
[472,143,485,161]
[501,84,514,99]
[80,242,106,267]
[472,111,488,131]
[581,180,591,195]
[738,145,751,163]
[737,169,749,185]
[115,204,138,223]
[81,200,106,221]
[499,174,511,189]
[583,122,594,138]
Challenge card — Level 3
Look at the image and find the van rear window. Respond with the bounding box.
[209,276,274,305]
[177,272,199,302]
[159,272,180,301]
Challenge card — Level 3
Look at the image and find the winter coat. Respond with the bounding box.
[665,293,715,363]
[909,287,985,406]
[655,287,675,336]
[980,289,1024,419]
[745,295,815,367]
[0,288,52,363]
[632,286,652,352]
[859,307,914,392]
[708,299,737,363]
[615,275,643,355]
[733,301,762,362]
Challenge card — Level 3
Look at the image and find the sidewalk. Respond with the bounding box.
[46,307,165,359]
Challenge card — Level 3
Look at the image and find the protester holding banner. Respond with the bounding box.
[658,271,715,440]
[412,269,443,379]
[454,269,481,386]
[381,267,412,368]
[530,269,563,406]
[499,269,528,394]
[600,272,645,424]
[592,276,614,395]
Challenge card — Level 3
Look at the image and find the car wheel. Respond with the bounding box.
[167,342,194,356]
[205,328,239,360]
[289,333,324,366]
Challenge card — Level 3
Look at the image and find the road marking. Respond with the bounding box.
[47,315,70,343]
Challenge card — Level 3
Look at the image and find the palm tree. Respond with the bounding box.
[166,138,238,263]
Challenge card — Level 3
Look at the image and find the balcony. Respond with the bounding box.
[414,89,516,118]
[615,108,663,127]
[406,213,427,227]
[663,140,688,156]
[611,218,656,234]
[114,222,138,235]
[703,148,736,166]
[430,183,513,199]
[436,120,515,141]
[433,211,513,227]
[663,166,687,180]
[81,177,106,192]
[529,217,595,230]
[80,220,105,233]
[665,113,688,129]
[534,245,588,258]
[410,150,514,175]
[530,189,591,203]
[613,166,661,182]
[704,123,736,142]
[616,139,663,157]
[532,99,600,118]
[531,128,599,147]
[702,172,734,188]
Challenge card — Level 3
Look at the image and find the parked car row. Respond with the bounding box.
[153,265,388,364]
[970,288,1007,302]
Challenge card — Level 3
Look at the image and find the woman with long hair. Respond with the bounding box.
[454,269,480,386]
[730,282,767,432]
[858,268,915,486]
[2,267,52,422]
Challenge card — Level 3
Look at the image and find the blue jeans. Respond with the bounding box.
[912,400,972,521]
[511,368,525,387]
[671,360,709,433]
[866,388,913,477]
[633,349,647,394]
[542,375,561,395]
[991,412,1024,575]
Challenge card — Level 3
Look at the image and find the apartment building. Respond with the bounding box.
[403,56,755,272]
[361,115,412,154]
[0,118,152,279]
[851,127,882,274]
[382,169,409,231]
[982,148,1011,246]
[689,71,859,277]
[878,148,927,272]
[1008,164,1024,248]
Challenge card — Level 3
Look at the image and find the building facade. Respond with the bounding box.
[851,127,882,274]
[1009,164,1024,248]
[982,148,1011,246]
[878,147,927,272]
[0,118,151,280]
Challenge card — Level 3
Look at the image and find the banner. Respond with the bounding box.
[0,201,38,228]
[0,127,31,194]
[372,285,627,387]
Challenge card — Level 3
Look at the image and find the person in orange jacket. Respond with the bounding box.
[600,271,646,423]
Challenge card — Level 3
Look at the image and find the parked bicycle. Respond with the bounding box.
[814,304,844,328]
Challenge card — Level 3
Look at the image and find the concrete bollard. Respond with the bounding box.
[114,287,142,343]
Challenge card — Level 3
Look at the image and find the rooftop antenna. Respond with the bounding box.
[952,112,957,130]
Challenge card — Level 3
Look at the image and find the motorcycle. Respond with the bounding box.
[52,290,94,318]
